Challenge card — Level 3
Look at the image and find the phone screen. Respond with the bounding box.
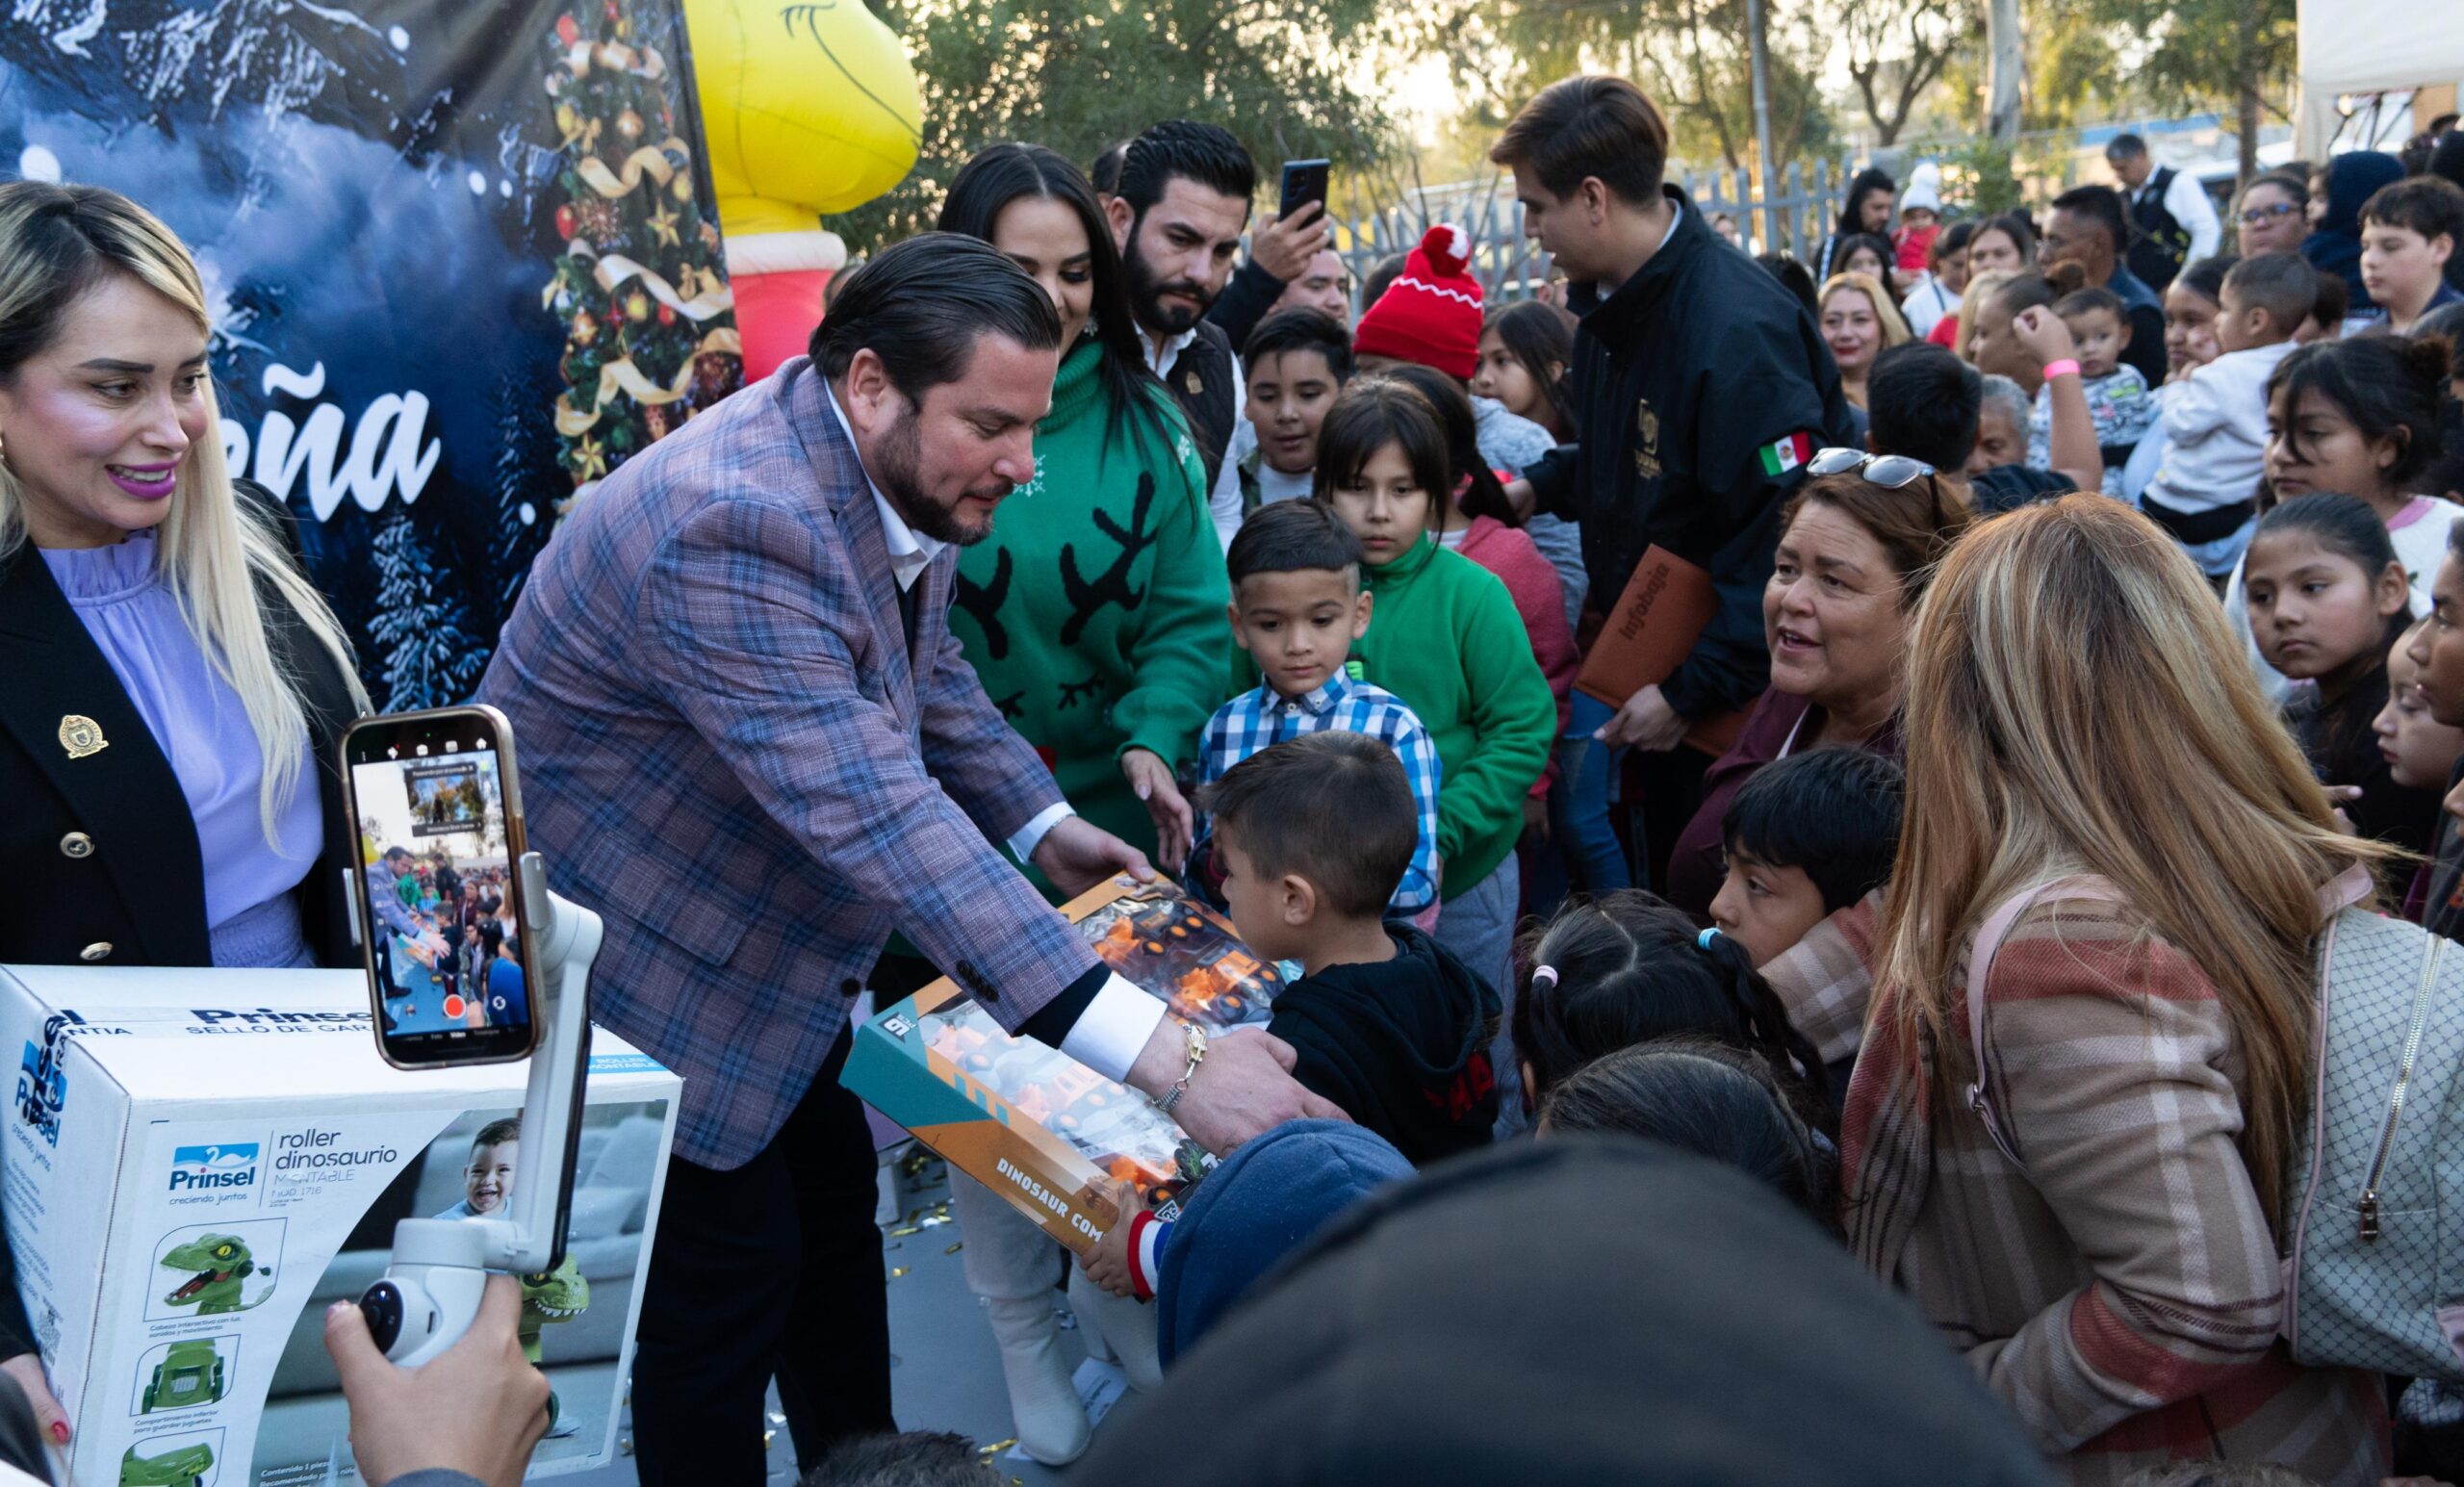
[342,708,538,1066]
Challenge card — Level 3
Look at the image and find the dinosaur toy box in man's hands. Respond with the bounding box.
[844,879,1283,1255]
[0,965,681,1487]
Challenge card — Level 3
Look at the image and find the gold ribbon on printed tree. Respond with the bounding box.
[553,327,745,438]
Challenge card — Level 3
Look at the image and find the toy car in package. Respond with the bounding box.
[843,879,1281,1254]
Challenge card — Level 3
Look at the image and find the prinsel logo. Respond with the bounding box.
[169,1142,262,1193]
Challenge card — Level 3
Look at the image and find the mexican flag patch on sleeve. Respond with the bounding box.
[1759,431,1813,476]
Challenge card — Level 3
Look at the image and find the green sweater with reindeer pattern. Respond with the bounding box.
[947,339,1231,860]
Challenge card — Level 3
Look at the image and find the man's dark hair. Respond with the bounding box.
[2220,252,2319,334]
[811,233,1060,400]
[1244,308,1355,384]
[1722,748,1906,914]
[1225,499,1363,587]
[1090,141,1129,196]
[1866,342,1981,471]
[1359,251,1411,314]
[2359,175,2464,247]
[2049,185,2131,252]
[2104,132,2148,161]
[801,1431,1000,1487]
[1116,120,1256,223]
[382,846,412,865]
[1489,74,1670,206]
[1197,731,1416,919]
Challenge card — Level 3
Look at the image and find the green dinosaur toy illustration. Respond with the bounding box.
[120,1440,214,1487]
[517,1255,589,1360]
[159,1235,264,1316]
[520,1256,589,1436]
[140,1338,226,1412]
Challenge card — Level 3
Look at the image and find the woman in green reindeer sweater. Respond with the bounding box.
[934,143,1231,1467]
[937,143,1228,884]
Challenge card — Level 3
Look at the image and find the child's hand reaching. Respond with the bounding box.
[1077,1179,1142,1299]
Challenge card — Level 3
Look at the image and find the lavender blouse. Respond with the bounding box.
[40,532,321,969]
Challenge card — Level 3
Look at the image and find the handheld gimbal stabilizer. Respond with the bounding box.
[357,852,600,1366]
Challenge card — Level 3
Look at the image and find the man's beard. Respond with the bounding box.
[872,403,1009,547]
[1124,234,1214,335]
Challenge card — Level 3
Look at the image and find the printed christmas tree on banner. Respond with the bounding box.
[543,1,741,509]
[370,508,488,710]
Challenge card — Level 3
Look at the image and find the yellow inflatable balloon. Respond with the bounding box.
[681,0,922,230]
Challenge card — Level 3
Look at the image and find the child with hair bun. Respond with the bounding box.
[1509,890,1834,1129]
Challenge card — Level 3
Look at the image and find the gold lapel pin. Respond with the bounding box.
[58,714,109,759]
[1183,368,1203,397]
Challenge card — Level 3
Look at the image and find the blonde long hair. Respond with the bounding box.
[1953,269,2016,364]
[1876,496,2391,1218]
[0,183,368,843]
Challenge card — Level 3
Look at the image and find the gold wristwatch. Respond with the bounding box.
[1152,1021,1207,1115]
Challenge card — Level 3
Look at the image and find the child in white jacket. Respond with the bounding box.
[2136,254,2316,579]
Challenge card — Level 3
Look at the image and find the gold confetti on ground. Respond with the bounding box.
[762,1429,776,1449]
[944,1241,963,1255]
[889,1224,921,1237]
[978,1438,1016,1455]
[889,1266,910,1278]
[617,1435,633,1457]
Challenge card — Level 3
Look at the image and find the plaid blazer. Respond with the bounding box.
[478,358,1098,1169]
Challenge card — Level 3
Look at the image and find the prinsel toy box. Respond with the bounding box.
[0,965,680,1487]
[844,880,1282,1255]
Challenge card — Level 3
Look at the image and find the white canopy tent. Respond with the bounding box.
[2297,0,2464,156]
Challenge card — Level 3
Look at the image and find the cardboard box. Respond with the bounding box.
[843,880,1282,1255]
[0,965,680,1487]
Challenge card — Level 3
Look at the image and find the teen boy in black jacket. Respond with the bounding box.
[1494,76,1853,882]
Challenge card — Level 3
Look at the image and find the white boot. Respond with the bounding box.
[1067,1266,1163,1392]
[950,1176,1089,1465]
[982,1295,1091,1465]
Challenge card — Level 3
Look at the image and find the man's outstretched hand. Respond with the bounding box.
[325,1274,550,1487]
[1031,813,1157,897]
[1129,1023,1349,1155]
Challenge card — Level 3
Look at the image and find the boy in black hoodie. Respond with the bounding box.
[1080,731,1496,1303]
[1201,731,1501,1163]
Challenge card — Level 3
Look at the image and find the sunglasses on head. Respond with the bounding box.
[1808,447,1938,489]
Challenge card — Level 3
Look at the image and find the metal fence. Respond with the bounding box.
[1331,160,1851,306]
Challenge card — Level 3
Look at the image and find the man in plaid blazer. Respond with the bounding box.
[478,235,1337,1484]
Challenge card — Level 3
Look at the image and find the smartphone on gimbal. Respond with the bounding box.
[339,705,543,1068]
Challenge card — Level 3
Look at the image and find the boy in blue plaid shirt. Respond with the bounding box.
[1193,501,1443,917]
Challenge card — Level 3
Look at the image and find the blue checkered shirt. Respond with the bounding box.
[1195,668,1443,914]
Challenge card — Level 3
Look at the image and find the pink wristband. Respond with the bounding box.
[2042,358,2081,381]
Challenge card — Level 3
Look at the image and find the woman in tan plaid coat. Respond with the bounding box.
[1841,496,2394,1484]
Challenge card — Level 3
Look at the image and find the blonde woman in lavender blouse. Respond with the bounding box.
[0,181,368,978]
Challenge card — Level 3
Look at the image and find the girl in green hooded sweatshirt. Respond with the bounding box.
[1315,378,1555,1119]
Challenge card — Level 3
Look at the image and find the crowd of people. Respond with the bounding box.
[7,64,2464,1487]
[855,90,2464,1487]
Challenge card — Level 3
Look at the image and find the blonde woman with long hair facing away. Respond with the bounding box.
[0,181,369,979]
[1846,495,2392,1484]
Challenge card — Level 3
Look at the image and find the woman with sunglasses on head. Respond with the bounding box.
[1662,452,1977,922]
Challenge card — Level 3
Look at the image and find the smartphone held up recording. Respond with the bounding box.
[1279,158,1330,221]
[340,705,541,1067]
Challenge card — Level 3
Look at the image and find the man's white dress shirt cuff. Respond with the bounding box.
[1060,975,1170,1084]
[1006,801,1074,863]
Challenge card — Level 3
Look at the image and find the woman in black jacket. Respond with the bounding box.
[0,181,369,976]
